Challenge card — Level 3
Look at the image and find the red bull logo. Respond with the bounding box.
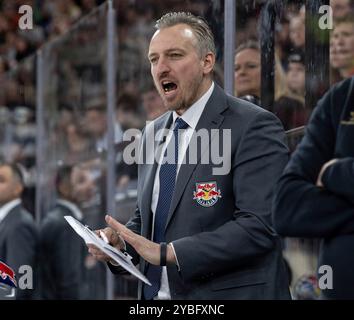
[0,260,17,289]
[193,182,221,207]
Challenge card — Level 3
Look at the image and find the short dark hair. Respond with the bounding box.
[0,162,25,185]
[55,165,73,192]
[155,12,216,57]
[117,92,139,112]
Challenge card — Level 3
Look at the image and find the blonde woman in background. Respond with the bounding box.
[234,40,306,130]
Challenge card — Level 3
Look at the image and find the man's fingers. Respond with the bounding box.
[103,227,115,239]
[105,215,124,232]
[106,216,144,250]
[88,245,102,255]
[105,215,136,238]
[101,227,120,246]
[87,245,111,261]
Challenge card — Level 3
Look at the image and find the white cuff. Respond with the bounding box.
[169,242,181,271]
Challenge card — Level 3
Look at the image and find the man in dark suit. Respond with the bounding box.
[88,12,290,300]
[273,76,354,299]
[40,165,89,299]
[0,163,38,299]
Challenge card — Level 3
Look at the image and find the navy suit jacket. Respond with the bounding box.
[273,77,354,299]
[111,84,291,299]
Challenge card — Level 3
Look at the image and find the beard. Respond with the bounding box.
[158,73,205,113]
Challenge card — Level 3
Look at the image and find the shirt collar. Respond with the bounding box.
[0,199,21,224]
[57,199,83,221]
[172,81,214,129]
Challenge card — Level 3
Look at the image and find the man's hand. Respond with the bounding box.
[105,215,176,266]
[316,159,339,187]
[87,227,125,264]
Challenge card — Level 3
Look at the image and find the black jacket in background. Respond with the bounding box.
[273,77,354,299]
[0,204,39,300]
[40,202,88,299]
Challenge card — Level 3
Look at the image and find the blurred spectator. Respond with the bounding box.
[0,0,104,67]
[115,92,142,190]
[275,15,293,68]
[234,40,306,130]
[273,53,307,131]
[71,163,98,207]
[273,95,306,131]
[78,0,99,15]
[83,98,123,153]
[234,40,261,100]
[40,165,89,299]
[70,161,107,300]
[289,15,305,52]
[0,162,38,300]
[56,106,75,134]
[330,15,354,79]
[63,119,96,165]
[71,161,104,228]
[141,81,167,121]
[330,36,344,84]
[51,106,97,166]
[286,52,305,97]
[330,0,353,19]
[116,92,144,131]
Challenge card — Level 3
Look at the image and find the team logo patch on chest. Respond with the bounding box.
[193,182,221,207]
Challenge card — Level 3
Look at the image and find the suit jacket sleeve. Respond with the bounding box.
[172,111,289,282]
[273,82,354,238]
[6,218,38,299]
[322,157,354,201]
[107,206,141,275]
[108,130,144,275]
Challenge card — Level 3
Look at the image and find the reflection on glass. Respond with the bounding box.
[39,3,109,300]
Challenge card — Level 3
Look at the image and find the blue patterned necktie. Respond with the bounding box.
[143,117,189,300]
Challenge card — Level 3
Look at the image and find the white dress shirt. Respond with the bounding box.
[0,198,21,225]
[150,82,214,299]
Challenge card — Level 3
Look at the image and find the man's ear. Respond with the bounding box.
[14,183,24,198]
[202,52,216,75]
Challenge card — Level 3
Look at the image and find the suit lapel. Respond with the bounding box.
[165,85,229,230]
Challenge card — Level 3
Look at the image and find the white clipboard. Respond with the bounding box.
[64,216,151,286]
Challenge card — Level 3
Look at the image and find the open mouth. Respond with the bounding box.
[161,81,178,94]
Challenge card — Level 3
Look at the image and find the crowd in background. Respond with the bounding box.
[0,0,354,300]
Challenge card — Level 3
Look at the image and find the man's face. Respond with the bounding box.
[331,22,354,69]
[0,166,22,205]
[234,48,261,98]
[148,24,214,114]
[71,166,96,203]
[287,62,305,94]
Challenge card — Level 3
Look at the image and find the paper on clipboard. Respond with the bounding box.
[64,216,151,286]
